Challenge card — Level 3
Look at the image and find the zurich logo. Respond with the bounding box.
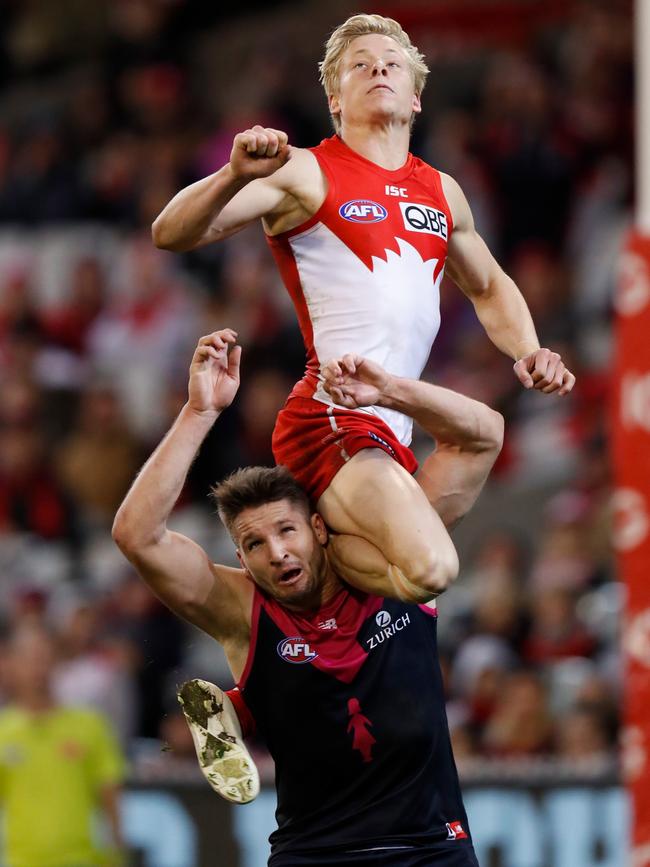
[339,199,388,223]
[375,610,392,628]
[277,636,318,664]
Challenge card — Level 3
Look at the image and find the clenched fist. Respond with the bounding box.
[230,125,291,181]
[513,348,576,396]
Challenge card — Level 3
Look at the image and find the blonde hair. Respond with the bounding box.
[319,14,429,133]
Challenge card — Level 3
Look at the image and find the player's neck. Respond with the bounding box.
[283,567,343,615]
[339,122,410,170]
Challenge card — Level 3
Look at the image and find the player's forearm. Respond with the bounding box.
[378,377,503,450]
[152,164,247,251]
[112,404,218,552]
[470,271,540,361]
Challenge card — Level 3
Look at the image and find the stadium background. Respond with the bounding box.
[0,0,633,865]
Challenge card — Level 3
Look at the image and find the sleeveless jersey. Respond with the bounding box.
[266,135,453,446]
[239,586,471,859]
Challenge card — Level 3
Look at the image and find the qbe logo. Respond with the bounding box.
[277,636,318,664]
[339,199,388,223]
[399,202,448,239]
[375,610,391,628]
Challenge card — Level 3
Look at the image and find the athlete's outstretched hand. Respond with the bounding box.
[230,126,291,181]
[513,348,576,395]
[322,354,391,409]
[188,330,241,415]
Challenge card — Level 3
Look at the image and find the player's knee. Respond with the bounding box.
[421,546,460,594]
[476,406,504,455]
[398,544,459,599]
[485,408,505,454]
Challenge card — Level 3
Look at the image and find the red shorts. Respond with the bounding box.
[272,396,418,503]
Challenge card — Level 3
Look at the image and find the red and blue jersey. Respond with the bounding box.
[238,586,472,860]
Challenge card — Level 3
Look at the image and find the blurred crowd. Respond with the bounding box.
[0,0,631,776]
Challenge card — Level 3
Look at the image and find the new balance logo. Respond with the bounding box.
[317,618,337,631]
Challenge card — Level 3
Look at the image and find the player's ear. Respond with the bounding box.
[329,92,341,119]
[235,549,252,576]
[412,92,422,115]
[311,513,329,545]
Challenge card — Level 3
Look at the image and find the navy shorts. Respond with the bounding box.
[269,842,480,866]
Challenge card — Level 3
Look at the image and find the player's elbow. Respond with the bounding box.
[111,508,156,558]
[151,216,187,252]
[111,510,136,556]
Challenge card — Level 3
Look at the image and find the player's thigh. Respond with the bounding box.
[317,448,448,568]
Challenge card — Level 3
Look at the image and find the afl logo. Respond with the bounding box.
[339,199,388,223]
[375,610,391,628]
[277,636,318,664]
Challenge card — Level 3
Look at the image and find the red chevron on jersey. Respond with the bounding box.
[267,135,453,447]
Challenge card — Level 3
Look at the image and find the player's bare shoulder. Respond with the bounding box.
[209,562,255,624]
[438,172,472,233]
[263,147,327,236]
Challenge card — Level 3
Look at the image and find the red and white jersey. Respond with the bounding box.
[267,135,453,446]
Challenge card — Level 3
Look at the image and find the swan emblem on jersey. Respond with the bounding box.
[339,199,388,223]
[277,636,318,663]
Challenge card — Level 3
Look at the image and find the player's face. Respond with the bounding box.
[330,34,421,131]
[233,500,332,609]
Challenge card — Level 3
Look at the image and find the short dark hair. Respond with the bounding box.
[210,466,311,536]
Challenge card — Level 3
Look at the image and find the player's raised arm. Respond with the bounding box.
[441,174,576,396]
[152,126,295,252]
[112,329,250,642]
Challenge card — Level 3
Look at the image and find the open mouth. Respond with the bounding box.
[279,567,303,584]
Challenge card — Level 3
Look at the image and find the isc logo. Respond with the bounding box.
[277,636,318,664]
[339,199,388,223]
